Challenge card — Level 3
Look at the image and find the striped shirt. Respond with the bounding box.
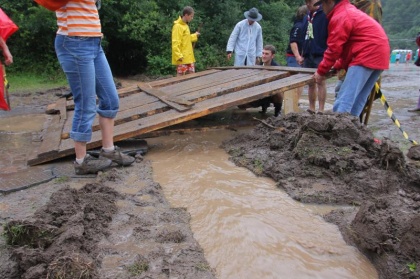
[56,0,102,37]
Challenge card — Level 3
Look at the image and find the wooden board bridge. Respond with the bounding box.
[28,66,316,166]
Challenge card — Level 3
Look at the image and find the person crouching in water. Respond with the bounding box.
[313,0,390,116]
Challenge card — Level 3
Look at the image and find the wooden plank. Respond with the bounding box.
[283,88,300,114]
[57,73,314,152]
[212,65,317,74]
[177,70,290,103]
[61,101,170,140]
[158,69,259,97]
[27,114,63,165]
[28,71,316,165]
[144,69,222,88]
[62,92,159,136]
[137,82,192,112]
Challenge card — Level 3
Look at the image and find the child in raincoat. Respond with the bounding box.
[172,6,200,76]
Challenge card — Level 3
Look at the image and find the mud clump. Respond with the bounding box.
[223,112,420,279]
[1,183,119,279]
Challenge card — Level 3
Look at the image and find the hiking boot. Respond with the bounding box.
[74,154,112,175]
[99,146,135,166]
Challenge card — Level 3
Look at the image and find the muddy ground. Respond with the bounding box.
[222,112,420,279]
[1,65,420,279]
[0,78,216,279]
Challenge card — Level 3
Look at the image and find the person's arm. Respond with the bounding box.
[226,22,241,60]
[290,42,303,65]
[0,37,13,65]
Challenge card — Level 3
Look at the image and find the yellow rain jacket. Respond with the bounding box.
[171,16,198,65]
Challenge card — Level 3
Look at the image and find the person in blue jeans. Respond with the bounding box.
[54,0,134,175]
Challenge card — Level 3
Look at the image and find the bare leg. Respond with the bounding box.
[99,115,114,149]
[308,83,317,112]
[75,141,87,160]
[317,80,327,112]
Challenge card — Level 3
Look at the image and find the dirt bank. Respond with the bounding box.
[0,160,215,279]
[222,112,420,279]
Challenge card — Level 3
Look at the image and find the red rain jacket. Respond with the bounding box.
[0,8,18,110]
[317,0,390,76]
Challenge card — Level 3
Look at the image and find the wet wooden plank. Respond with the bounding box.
[158,69,259,97]
[57,73,313,152]
[28,69,315,165]
[137,83,194,109]
[178,70,290,103]
[61,101,170,139]
[28,97,68,164]
[212,65,317,74]
[62,92,163,138]
[144,69,222,88]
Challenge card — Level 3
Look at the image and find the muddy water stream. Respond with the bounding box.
[147,130,378,279]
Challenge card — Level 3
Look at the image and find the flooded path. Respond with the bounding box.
[1,63,419,278]
[148,130,378,279]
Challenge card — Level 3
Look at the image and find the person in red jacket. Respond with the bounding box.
[408,32,420,112]
[313,0,390,116]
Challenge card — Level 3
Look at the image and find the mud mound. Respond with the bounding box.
[223,113,411,204]
[223,112,420,279]
[2,183,119,279]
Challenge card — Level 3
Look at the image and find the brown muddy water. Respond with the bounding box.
[0,63,419,278]
[147,130,378,279]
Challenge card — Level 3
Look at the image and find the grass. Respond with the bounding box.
[6,73,67,94]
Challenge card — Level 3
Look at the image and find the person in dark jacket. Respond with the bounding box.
[286,5,308,67]
[313,0,390,116]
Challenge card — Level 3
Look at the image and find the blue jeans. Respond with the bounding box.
[286,56,301,67]
[333,65,382,116]
[55,35,119,142]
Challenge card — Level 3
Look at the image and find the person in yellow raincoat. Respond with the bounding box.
[172,6,200,76]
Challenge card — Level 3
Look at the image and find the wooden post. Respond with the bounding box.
[283,88,299,114]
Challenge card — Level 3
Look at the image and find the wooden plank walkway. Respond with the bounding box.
[28,66,315,165]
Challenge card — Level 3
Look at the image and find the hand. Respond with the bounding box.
[195,32,200,36]
[4,51,13,65]
[313,72,325,84]
[296,55,304,65]
[227,53,232,60]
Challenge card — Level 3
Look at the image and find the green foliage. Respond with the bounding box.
[2,0,307,77]
[382,0,420,51]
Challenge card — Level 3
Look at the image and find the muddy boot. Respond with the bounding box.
[99,146,135,166]
[74,154,112,175]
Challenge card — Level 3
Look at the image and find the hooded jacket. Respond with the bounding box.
[172,16,198,65]
[317,0,390,76]
[226,19,263,66]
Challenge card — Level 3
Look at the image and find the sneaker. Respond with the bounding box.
[99,146,135,166]
[74,154,112,175]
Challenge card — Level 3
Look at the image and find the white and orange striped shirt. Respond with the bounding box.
[56,0,102,37]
